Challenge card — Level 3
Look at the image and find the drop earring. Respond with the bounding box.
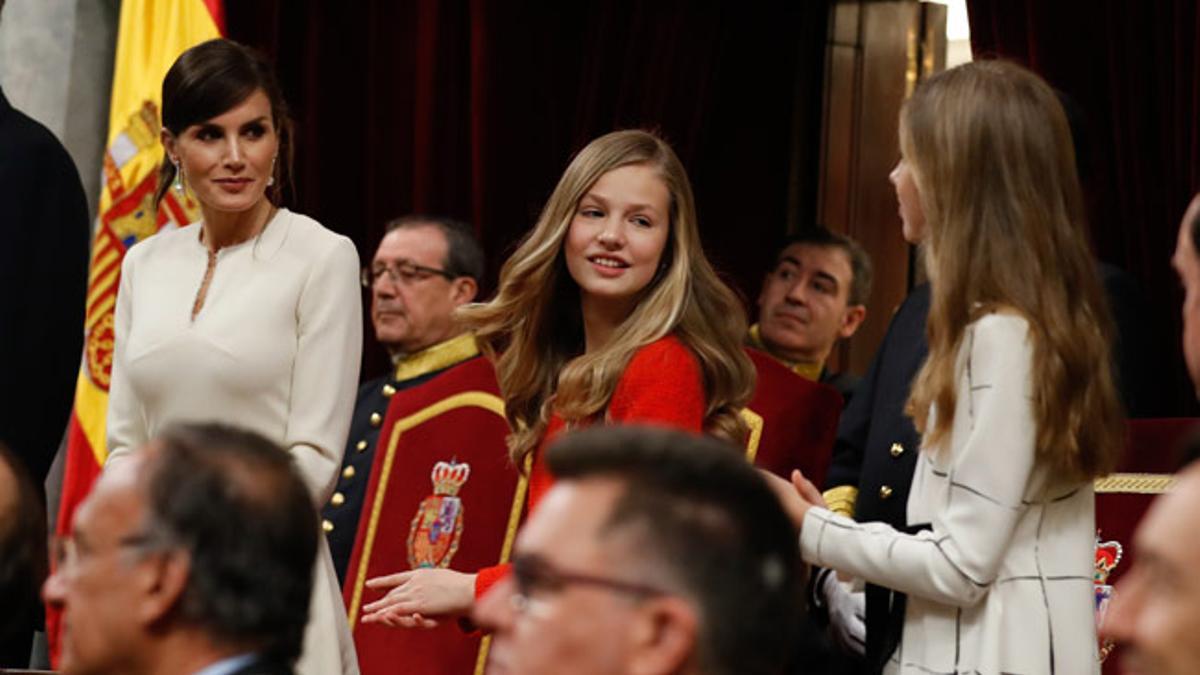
[267,156,276,187]
[173,160,184,193]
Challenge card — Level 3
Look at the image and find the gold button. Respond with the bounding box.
[330,492,346,507]
[879,485,894,500]
[322,519,334,533]
[356,439,368,452]
[342,465,356,480]
[369,412,382,427]
[890,442,904,458]
[382,384,396,397]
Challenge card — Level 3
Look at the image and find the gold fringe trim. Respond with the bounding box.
[1094,472,1175,495]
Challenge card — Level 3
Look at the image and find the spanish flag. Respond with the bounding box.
[50,0,224,663]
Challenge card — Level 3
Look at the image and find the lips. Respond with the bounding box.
[213,177,255,193]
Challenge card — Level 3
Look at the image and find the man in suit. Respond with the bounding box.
[1099,194,1200,675]
[323,214,484,582]
[473,426,801,675]
[43,423,315,675]
[0,3,91,661]
[749,227,871,404]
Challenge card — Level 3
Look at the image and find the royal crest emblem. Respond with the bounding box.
[1094,534,1124,663]
[407,460,470,569]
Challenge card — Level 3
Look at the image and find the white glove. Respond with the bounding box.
[820,570,866,656]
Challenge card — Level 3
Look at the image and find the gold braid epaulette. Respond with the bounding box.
[823,485,858,518]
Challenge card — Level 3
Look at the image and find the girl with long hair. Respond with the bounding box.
[775,60,1123,674]
[361,129,756,625]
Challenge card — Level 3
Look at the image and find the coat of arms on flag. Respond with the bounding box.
[407,460,470,569]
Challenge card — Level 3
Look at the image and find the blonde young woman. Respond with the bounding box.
[774,60,1123,674]
[362,129,756,626]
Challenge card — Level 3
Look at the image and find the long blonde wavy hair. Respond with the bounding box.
[903,60,1123,482]
[460,130,755,467]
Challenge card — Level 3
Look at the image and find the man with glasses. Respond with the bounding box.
[323,215,485,582]
[333,216,517,675]
[42,422,315,675]
[473,426,802,675]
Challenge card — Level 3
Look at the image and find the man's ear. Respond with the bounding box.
[627,596,698,675]
[451,276,479,306]
[838,305,867,339]
[135,551,191,627]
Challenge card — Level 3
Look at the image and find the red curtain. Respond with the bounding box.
[226,1,830,380]
[967,0,1200,414]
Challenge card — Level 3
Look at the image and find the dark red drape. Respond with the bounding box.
[226,1,830,381]
[967,0,1200,415]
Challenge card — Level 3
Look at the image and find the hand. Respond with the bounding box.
[820,571,866,656]
[758,468,826,529]
[361,568,476,629]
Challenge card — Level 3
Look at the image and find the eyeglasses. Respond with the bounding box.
[361,260,456,287]
[509,554,669,617]
[49,532,159,577]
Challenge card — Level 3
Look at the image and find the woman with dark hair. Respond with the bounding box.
[105,39,361,674]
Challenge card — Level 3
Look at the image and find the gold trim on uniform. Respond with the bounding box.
[739,408,764,462]
[331,492,346,507]
[382,383,397,397]
[322,519,334,533]
[369,412,382,427]
[890,442,905,457]
[393,332,481,382]
[342,465,356,480]
[822,485,858,518]
[348,390,508,628]
[1094,472,1175,495]
[355,439,368,452]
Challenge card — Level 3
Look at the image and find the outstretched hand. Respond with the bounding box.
[361,568,477,629]
[759,468,826,530]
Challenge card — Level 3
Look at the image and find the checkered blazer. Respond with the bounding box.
[801,313,1099,674]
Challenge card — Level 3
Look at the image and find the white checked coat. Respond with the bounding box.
[801,313,1099,674]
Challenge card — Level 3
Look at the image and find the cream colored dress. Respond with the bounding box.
[801,313,1099,674]
[107,209,362,675]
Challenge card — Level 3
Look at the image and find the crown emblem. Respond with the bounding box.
[1094,537,1123,585]
[431,460,470,496]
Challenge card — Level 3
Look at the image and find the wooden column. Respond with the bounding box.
[818,0,945,376]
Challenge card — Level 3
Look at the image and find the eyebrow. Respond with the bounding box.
[580,192,661,216]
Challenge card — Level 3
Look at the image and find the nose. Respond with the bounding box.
[888,161,901,186]
[42,567,67,609]
[596,217,624,248]
[1099,572,1141,644]
[473,575,517,634]
[225,134,245,167]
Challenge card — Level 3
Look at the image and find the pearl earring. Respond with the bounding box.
[267,156,276,187]
[173,160,184,193]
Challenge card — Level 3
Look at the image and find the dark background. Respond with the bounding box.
[228,1,1197,415]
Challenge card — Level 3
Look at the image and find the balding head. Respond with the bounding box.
[44,423,318,674]
[1172,194,1200,396]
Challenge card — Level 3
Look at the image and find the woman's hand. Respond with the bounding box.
[759,468,826,530]
[361,568,477,629]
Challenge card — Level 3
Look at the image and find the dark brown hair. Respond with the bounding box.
[155,38,293,206]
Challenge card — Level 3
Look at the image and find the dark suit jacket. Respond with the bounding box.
[227,655,295,675]
[0,88,88,668]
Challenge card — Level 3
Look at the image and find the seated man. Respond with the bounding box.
[473,426,801,675]
[0,442,47,666]
[750,227,871,403]
[325,214,484,582]
[43,423,316,675]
